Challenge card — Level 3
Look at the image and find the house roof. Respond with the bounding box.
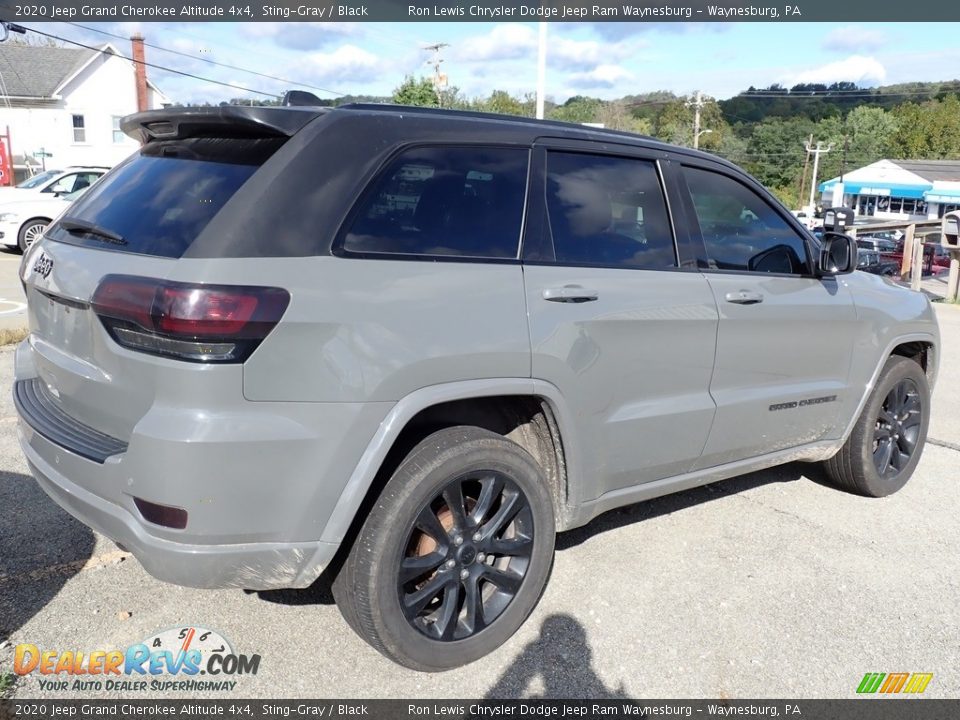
[893,160,960,182]
[0,44,99,99]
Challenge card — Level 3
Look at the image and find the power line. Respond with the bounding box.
[16,24,281,99]
[64,21,347,97]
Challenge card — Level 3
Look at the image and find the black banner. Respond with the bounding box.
[0,0,959,23]
[3,700,960,720]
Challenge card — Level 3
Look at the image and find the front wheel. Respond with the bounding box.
[824,356,930,497]
[18,218,49,253]
[332,425,556,671]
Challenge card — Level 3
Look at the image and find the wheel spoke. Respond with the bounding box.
[470,475,504,526]
[877,407,896,426]
[489,534,533,558]
[482,566,523,596]
[874,425,891,442]
[414,505,448,545]
[873,438,894,475]
[402,573,448,619]
[462,574,486,635]
[889,442,903,471]
[435,581,462,641]
[480,491,523,539]
[400,551,445,584]
[901,392,921,418]
[441,483,468,533]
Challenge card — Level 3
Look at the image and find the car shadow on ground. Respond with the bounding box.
[0,471,96,640]
[557,461,820,551]
[257,461,821,609]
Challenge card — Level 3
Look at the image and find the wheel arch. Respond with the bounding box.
[310,379,581,577]
[838,333,938,446]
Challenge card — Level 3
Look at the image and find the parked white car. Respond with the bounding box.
[0,188,87,252]
[0,166,107,201]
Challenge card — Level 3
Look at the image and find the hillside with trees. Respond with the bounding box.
[384,77,960,209]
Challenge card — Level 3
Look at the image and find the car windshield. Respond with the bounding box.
[16,170,63,189]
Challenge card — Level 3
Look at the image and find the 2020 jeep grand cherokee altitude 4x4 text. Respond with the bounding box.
[14,104,939,671]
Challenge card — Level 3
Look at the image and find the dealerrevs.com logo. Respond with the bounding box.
[857,672,933,695]
[13,626,260,692]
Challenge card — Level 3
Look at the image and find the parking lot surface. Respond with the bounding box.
[1,304,958,700]
[0,249,26,332]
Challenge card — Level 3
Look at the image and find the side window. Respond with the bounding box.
[684,166,811,275]
[46,174,78,194]
[545,152,675,269]
[343,146,528,259]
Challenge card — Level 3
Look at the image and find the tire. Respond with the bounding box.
[332,425,556,671]
[824,356,930,497]
[18,218,49,253]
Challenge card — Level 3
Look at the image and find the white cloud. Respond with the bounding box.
[453,24,538,62]
[567,64,634,90]
[296,45,386,88]
[785,55,887,87]
[243,22,360,50]
[821,27,887,52]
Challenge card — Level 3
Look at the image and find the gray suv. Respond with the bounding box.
[14,104,939,671]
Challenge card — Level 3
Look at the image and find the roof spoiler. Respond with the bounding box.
[121,105,327,143]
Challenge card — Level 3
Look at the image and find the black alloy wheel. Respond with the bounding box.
[872,378,922,481]
[398,471,534,641]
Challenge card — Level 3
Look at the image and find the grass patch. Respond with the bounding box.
[0,671,17,699]
[0,328,28,346]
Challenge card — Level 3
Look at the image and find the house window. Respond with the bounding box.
[72,114,86,143]
[112,116,124,143]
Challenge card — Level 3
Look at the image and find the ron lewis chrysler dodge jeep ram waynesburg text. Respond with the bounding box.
[15,104,939,671]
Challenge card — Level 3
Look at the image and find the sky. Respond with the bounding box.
[36,21,960,105]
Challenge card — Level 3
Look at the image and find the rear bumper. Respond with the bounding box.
[13,339,393,591]
[20,428,339,590]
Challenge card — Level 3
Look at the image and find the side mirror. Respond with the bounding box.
[818,232,857,276]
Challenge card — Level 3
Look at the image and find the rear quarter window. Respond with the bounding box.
[341,146,529,259]
[46,137,283,259]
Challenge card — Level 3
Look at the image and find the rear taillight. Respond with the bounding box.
[91,275,289,363]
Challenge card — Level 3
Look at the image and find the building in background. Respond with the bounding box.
[0,38,169,184]
[819,159,960,221]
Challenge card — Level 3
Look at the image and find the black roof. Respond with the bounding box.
[121,101,737,172]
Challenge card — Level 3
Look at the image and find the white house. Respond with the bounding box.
[0,40,170,183]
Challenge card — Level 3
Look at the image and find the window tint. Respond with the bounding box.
[343,146,528,259]
[48,136,283,259]
[545,152,675,269]
[684,166,810,274]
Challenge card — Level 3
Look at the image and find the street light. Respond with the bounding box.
[694,128,712,149]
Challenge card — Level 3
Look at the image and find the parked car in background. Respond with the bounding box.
[0,166,107,201]
[856,248,899,276]
[0,188,88,252]
[857,236,899,254]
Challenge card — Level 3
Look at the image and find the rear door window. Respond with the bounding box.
[544,152,676,269]
[46,137,283,258]
[342,146,529,259]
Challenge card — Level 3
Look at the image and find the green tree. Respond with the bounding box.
[549,96,603,124]
[741,116,816,194]
[480,90,526,116]
[889,95,960,158]
[814,106,899,181]
[392,76,438,107]
[654,95,728,151]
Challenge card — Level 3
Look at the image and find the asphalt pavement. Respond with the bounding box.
[0,249,26,331]
[0,302,957,700]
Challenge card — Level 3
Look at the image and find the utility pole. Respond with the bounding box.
[797,133,813,210]
[423,43,449,106]
[687,91,709,149]
[536,22,547,120]
[804,139,833,211]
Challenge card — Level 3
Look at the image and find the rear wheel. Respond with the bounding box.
[18,218,49,253]
[824,356,929,497]
[332,425,555,671]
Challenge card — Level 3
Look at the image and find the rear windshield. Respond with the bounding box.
[47,137,282,258]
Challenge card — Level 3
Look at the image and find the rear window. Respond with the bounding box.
[47,137,282,259]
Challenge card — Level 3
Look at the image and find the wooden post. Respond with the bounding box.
[947,253,959,303]
[900,224,915,278]
[911,233,924,292]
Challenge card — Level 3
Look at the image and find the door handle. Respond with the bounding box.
[724,290,764,305]
[542,286,599,303]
